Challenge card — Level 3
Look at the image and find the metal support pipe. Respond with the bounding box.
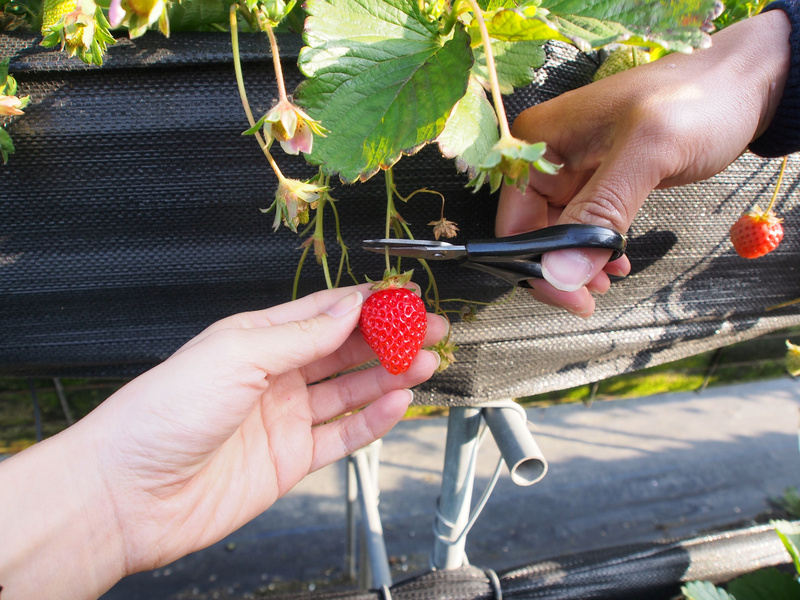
[483,405,548,486]
[345,457,358,581]
[431,406,483,569]
[352,446,392,589]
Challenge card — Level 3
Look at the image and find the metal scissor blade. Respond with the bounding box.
[362,239,468,260]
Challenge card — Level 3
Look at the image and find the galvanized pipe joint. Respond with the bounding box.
[482,404,548,486]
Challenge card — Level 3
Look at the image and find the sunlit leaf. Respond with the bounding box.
[727,568,800,600]
[295,0,473,183]
[539,0,722,53]
[472,39,546,93]
[773,519,800,576]
[437,77,498,178]
[681,581,735,600]
[478,6,577,47]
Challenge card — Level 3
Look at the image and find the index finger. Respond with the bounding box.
[175,284,374,354]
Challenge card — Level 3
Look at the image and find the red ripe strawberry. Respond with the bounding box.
[359,270,427,375]
[730,204,784,259]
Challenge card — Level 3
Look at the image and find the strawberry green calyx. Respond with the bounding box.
[432,338,457,372]
[468,135,561,194]
[367,268,414,291]
[786,341,800,377]
[40,0,115,66]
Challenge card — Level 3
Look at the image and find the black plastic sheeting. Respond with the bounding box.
[3,33,800,405]
[260,522,795,600]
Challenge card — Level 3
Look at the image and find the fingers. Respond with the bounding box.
[308,345,442,472]
[308,348,441,426]
[309,389,414,473]
[176,284,373,354]
[250,291,366,376]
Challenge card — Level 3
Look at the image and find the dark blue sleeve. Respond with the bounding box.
[749,0,800,157]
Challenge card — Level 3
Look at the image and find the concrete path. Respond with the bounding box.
[103,378,800,599]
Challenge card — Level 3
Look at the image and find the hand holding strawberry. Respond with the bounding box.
[359,270,428,375]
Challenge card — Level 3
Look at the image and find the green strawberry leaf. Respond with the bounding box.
[481,0,720,53]
[0,57,9,91]
[681,581,735,600]
[436,77,498,178]
[168,0,230,31]
[726,567,800,600]
[773,519,800,577]
[295,0,473,183]
[539,0,722,53]
[471,39,546,94]
[477,5,576,47]
[0,127,16,164]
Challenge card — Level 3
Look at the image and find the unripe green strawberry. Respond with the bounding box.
[593,47,651,82]
[729,204,784,259]
[41,0,77,33]
[359,270,427,375]
[786,341,800,377]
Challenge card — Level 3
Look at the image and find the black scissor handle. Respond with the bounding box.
[460,224,627,288]
[466,224,627,263]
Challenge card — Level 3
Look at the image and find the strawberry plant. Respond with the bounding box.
[0,57,28,163]
[2,0,740,370]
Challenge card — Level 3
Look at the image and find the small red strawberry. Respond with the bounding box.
[730,157,788,260]
[730,204,784,259]
[359,269,427,375]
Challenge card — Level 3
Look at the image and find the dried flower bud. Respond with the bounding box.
[428,217,459,240]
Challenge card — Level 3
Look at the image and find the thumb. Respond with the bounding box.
[245,290,365,377]
[541,145,655,291]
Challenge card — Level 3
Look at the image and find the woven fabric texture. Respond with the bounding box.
[2,33,800,405]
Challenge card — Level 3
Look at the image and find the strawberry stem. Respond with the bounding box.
[384,169,397,271]
[230,5,287,181]
[292,239,311,300]
[264,25,289,103]
[313,192,334,289]
[764,156,788,215]
[464,0,511,140]
[326,192,358,286]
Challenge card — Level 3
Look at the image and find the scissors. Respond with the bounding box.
[363,224,627,288]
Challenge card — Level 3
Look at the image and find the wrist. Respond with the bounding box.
[747,4,795,155]
[0,425,127,599]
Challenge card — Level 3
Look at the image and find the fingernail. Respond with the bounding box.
[326,291,363,318]
[404,389,415,405]
[541,249,594,292]
[565,306,592,320]
[436,314,450,339]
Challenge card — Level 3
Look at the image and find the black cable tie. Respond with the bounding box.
[484,568,502,600]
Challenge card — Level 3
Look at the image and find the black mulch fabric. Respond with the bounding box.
[3,32,800,405]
